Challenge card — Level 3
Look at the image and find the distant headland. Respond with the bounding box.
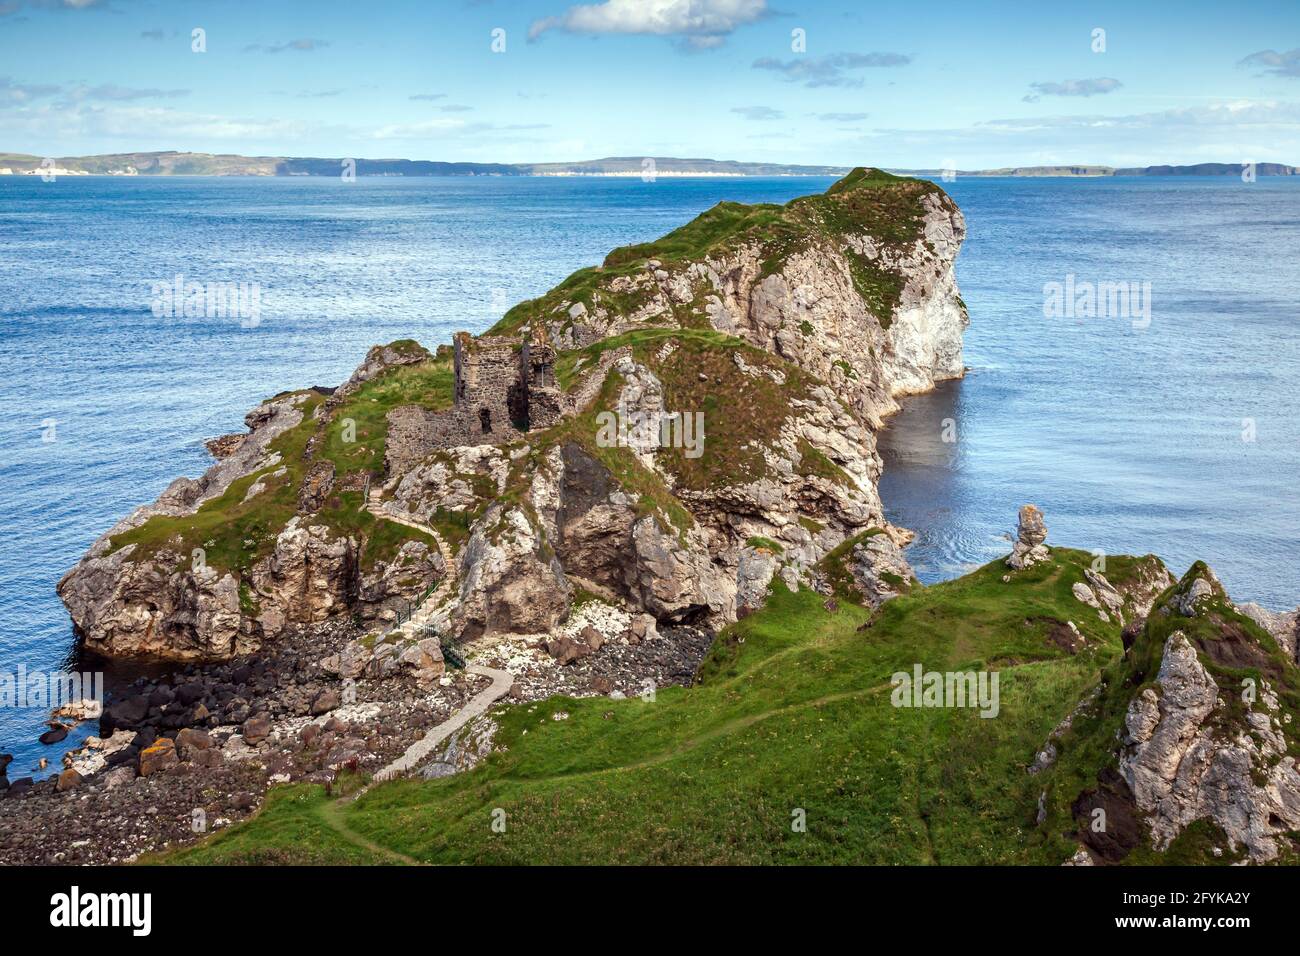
[0,151,1295,179]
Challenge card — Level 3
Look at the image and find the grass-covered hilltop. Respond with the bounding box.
[38,169,1300,867]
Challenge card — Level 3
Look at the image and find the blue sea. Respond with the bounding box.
[1,173,1298,771]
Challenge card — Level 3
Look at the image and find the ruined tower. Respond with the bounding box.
[453,332,521,438]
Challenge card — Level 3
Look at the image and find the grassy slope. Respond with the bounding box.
[488,167,939,338]
[164,547,1140,865]
[106,350,454,578]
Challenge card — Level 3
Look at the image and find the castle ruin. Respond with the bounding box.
[384,327,566,473]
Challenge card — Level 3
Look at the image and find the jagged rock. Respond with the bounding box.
[358,542,445,626]
[297,459,336,513]
[452,504,571,641]
[1119,628,1300,862]
[248,518,356,635]
[735,546,780,616]
[1083,569,1125,623]
[1071,582,1104,619]
[1238,603,1299,662]
[849,532,914,607]
[1007,505,1049,570]
[58,390,313,660]
[204,433,245,458]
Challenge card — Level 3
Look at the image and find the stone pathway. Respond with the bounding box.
[372,665,513,782]
[365,490,460,640]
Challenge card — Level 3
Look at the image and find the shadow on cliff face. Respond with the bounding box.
[1071,766,1144,863]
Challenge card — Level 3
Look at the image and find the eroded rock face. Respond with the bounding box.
[57,391,317,660]
[1119,631,1300,861]
[248,518,357,634]
[848,533,914,608]
[1237,604,1298,662]
[1113,566,1300,862]
[58,171,969,659]
[356,540,445,624]
[451,504,571,640]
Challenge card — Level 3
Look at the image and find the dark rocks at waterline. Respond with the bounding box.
[38,727,68,746]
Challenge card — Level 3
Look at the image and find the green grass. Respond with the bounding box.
[107,392,326,572]
[106,348,454,581]
[319,355,453,479]
[489,167,944,338]
[163,547,1183,866]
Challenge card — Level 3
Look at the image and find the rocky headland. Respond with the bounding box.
[5,168,1299,866]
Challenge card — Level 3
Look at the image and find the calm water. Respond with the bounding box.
[880,175,1300,601]
[1,173,1298,769]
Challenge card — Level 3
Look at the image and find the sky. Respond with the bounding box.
[1,0,1298,168]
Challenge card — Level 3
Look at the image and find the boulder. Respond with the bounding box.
[104,765,136,790]
[310,689,341,715]
[241,714,271,745]
[175,727,213,758]
[545,634,590,666]
[138,738,178,777]
[56,768,83,792]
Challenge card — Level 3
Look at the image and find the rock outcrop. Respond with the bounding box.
[59,169,967,661]
[1069,562,1300,864]
[1007,504,1049,570]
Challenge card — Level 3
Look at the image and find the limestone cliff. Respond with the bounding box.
[1060,562,1300,864]
[59,168,968,661]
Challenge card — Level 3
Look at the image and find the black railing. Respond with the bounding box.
[441,639,467,670]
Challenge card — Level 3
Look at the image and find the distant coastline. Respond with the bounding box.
[1,151,1295,179]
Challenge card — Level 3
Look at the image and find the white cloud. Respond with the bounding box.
[244,38,329,54]
[1239,49,1300,78]
[1022,78,1122,103]
[0,76,62,106]
[732,105,783,121]
[752,51,911,88]
[529,0,767,48]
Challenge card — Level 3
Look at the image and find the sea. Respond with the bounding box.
[1,171,1297,771]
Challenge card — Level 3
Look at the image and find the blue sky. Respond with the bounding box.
[1,0,1298,166]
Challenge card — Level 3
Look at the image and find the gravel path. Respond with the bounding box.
[372,665,513,783]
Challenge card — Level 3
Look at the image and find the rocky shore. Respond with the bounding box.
[0,607,712,864]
